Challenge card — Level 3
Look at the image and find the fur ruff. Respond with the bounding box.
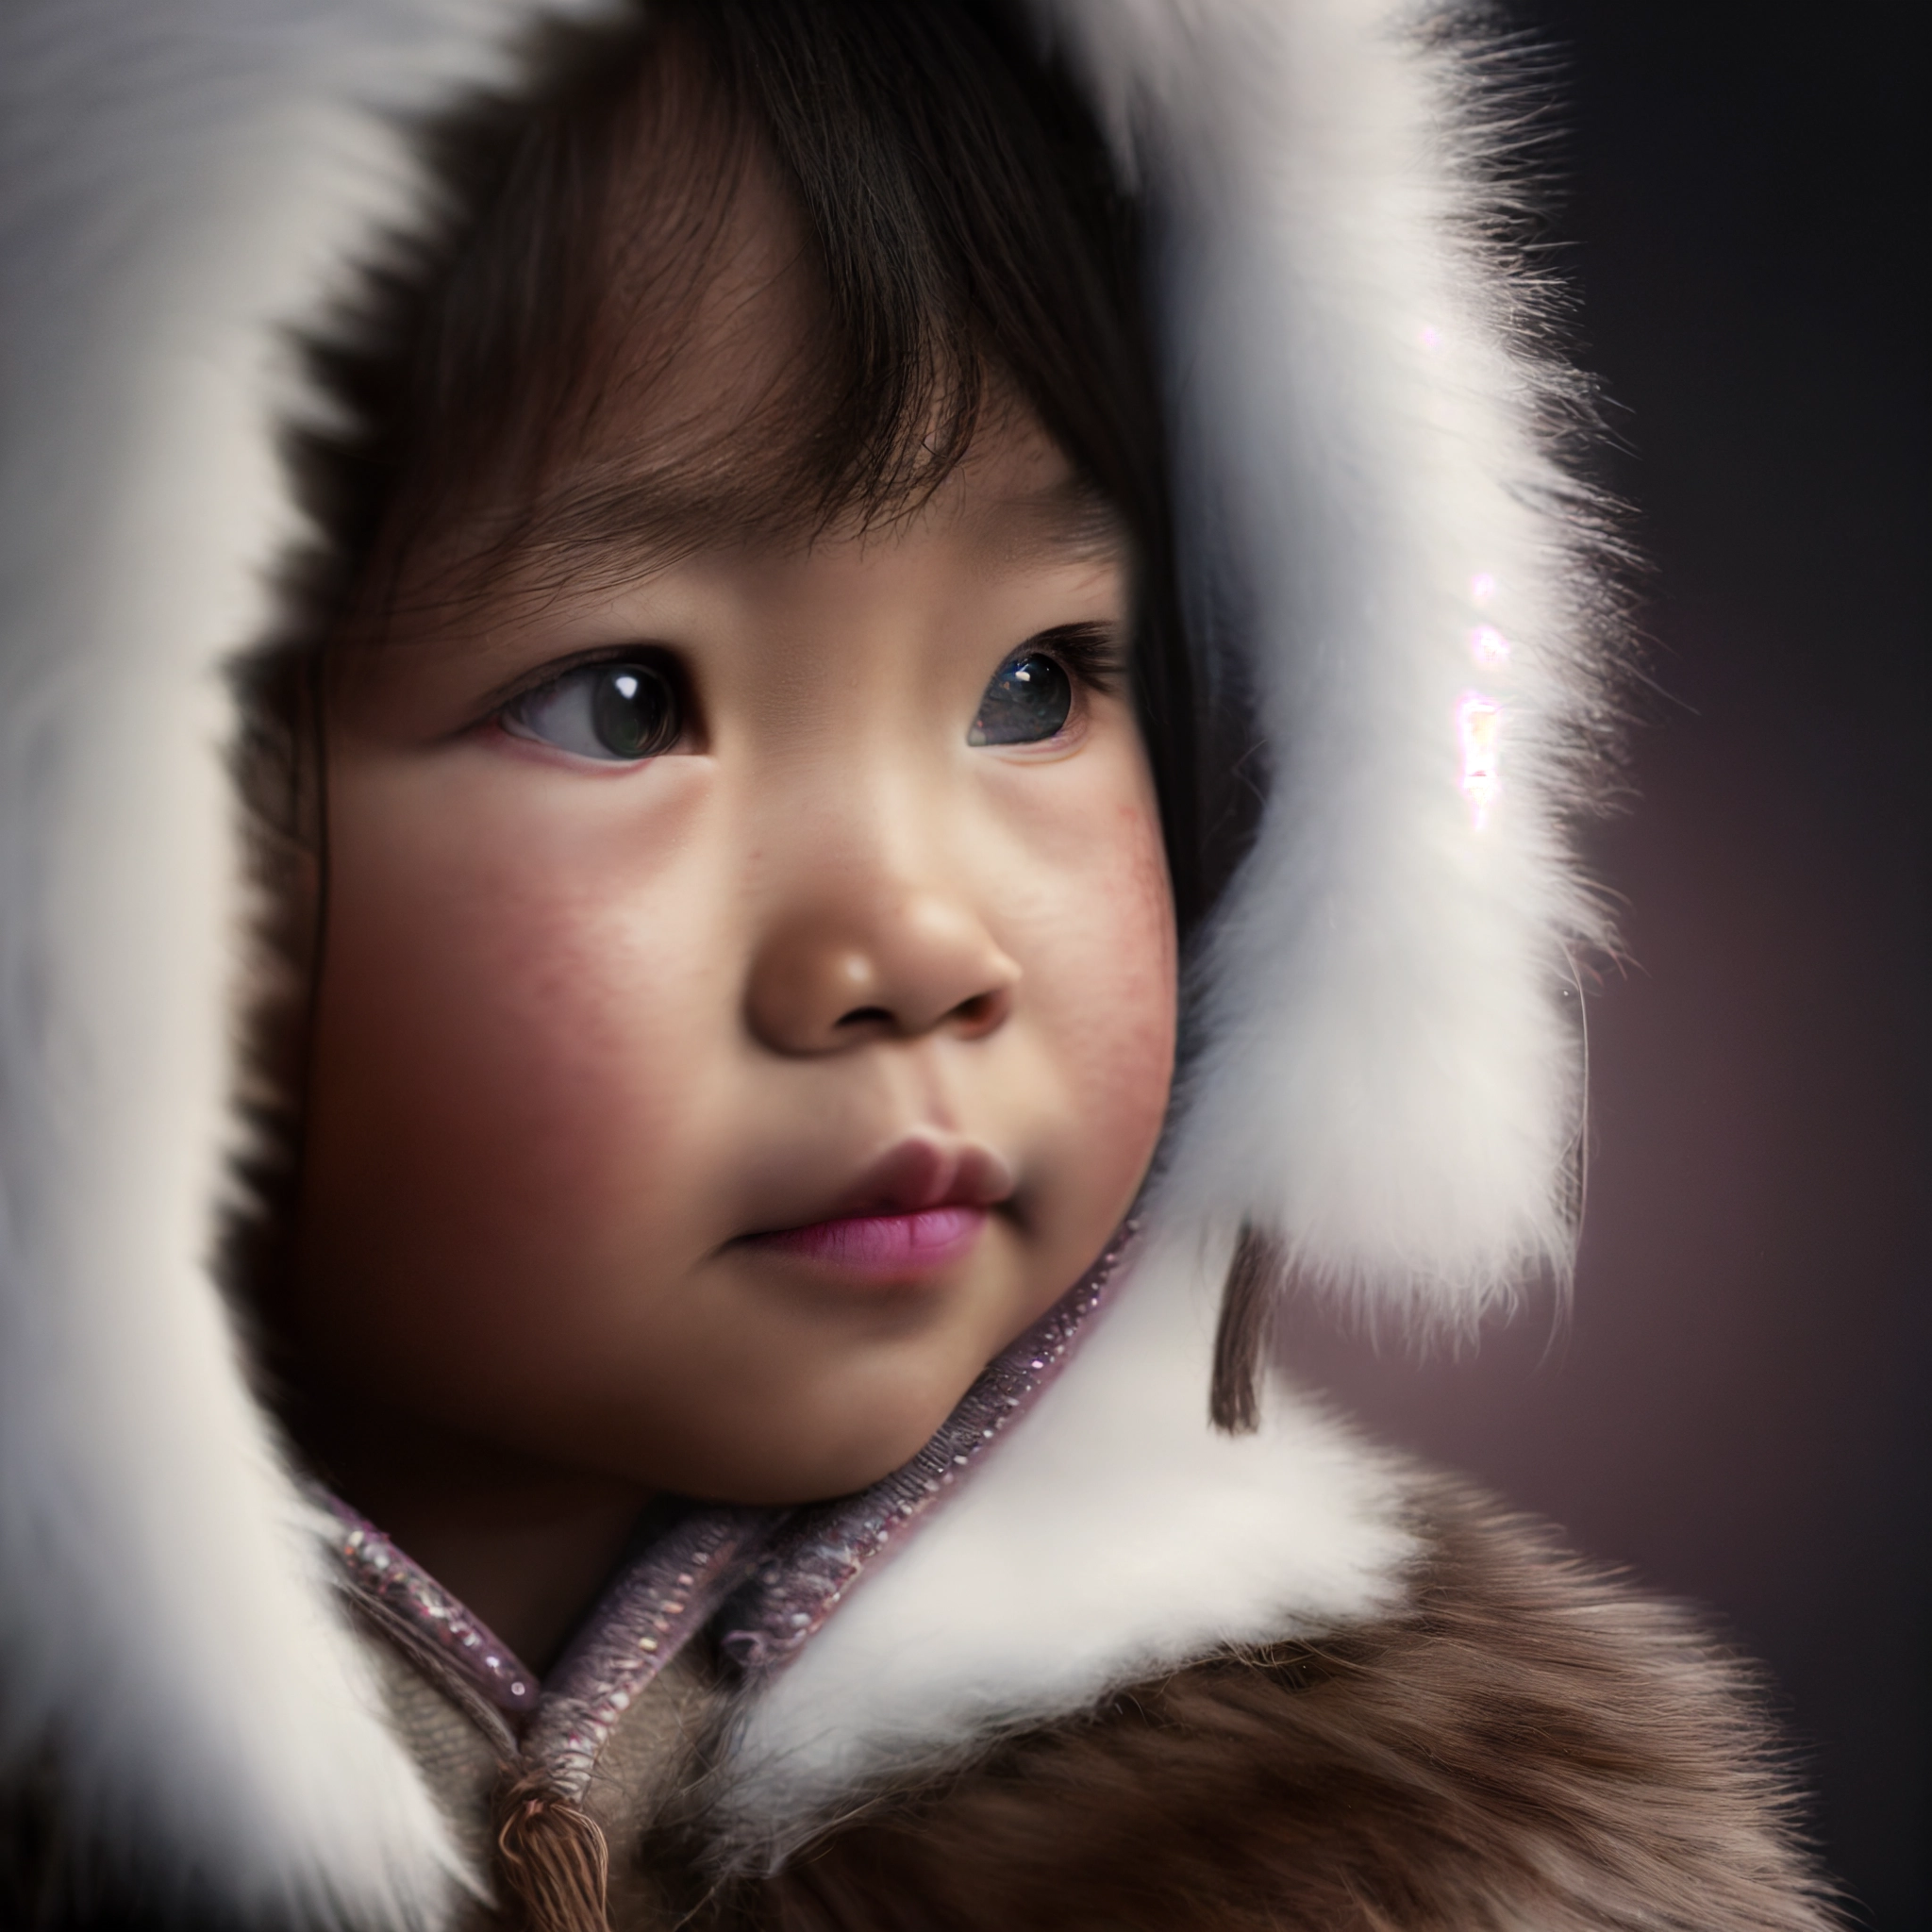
[280,1237,1432,1924]
[700,1224,1416,1871]
[0,6,577,1922]
[676,1482,1837,1932]
[1041,0,1620,1324]
[0,0,1624,1921]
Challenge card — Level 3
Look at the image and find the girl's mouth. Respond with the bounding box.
[743,1205,987,1278]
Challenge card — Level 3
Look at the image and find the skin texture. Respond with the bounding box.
[290,165,1177,1657]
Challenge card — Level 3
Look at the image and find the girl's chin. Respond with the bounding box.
[739,1204,987,1281]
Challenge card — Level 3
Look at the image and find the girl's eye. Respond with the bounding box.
[503,658,682,762]
[968,652,1074,747]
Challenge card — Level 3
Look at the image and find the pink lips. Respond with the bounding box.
[747,1205,987,1278]
[739,1133,1009,1283]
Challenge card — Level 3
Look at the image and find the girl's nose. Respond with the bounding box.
[746,891,1021,1054]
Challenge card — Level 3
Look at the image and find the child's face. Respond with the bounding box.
[293,408,1176,1506]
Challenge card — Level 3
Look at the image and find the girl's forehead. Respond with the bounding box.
[342,429,1131,730]
[356,8,1166,669]
[397,415,1128,638]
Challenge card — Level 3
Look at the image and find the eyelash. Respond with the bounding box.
[480,623,1127,746]
[483,647,666,724]
[1028,623,1126,695]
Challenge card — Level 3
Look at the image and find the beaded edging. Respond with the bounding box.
[315,1225,1136,1775]
[526,1507,779,1798]
[321,1495,540,1717]
[716,1223,1137,1672]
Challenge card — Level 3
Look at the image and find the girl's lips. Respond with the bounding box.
[744,1205,987,1278]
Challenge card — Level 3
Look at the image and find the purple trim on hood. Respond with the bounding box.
[322,1499,540,1717]
[714,1223,1133,1674]
[528,1505,781,1798]
[321,1224,1135,1785]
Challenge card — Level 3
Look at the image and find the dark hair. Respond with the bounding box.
[275,0,1251,926]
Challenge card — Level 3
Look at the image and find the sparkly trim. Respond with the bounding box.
[525,1507,778,1799]
[314,1224,1135,1775]
[320,1493,540,1716]
[715,1223,1137,1674]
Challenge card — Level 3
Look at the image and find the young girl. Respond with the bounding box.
[0,1,1837,1928]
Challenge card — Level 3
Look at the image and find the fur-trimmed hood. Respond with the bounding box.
[0,0,1616,1923]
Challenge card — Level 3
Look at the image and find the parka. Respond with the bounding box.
[0,2,1837,1926]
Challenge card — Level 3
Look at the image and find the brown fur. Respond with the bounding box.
[3,1481,1840,1929]
[658,1479,1838,1932]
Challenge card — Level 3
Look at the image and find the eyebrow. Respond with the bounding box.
[984,478,1131,566]
[475,451,1131,599]
[502,462,777,582]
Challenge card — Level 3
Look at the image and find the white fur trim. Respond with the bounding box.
[0,0,1612,1918]
[713,1224,1417,1866]
[0,1,601,1920]
[1041,0,1610,1324]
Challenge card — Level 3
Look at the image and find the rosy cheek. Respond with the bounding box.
[1083,806,1178,1135]
[299,697,1179,1486]
[1008,774,1176,1232]
[304,758,728,1325]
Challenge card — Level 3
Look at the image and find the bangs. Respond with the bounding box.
[310,0,1166,602]
[286,0,1233,931]
[692,0,1162,529]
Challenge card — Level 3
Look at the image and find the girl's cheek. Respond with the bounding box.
[1087,804,1177,1125]
[1006,765,1177,1239]
[296,707,1178,1483]
[299,752,737,1355]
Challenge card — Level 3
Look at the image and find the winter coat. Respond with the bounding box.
[320,1269,1832,1931]
[0,1,1835,1927]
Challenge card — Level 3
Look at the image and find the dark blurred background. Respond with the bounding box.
[1293,3,1927,1924]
